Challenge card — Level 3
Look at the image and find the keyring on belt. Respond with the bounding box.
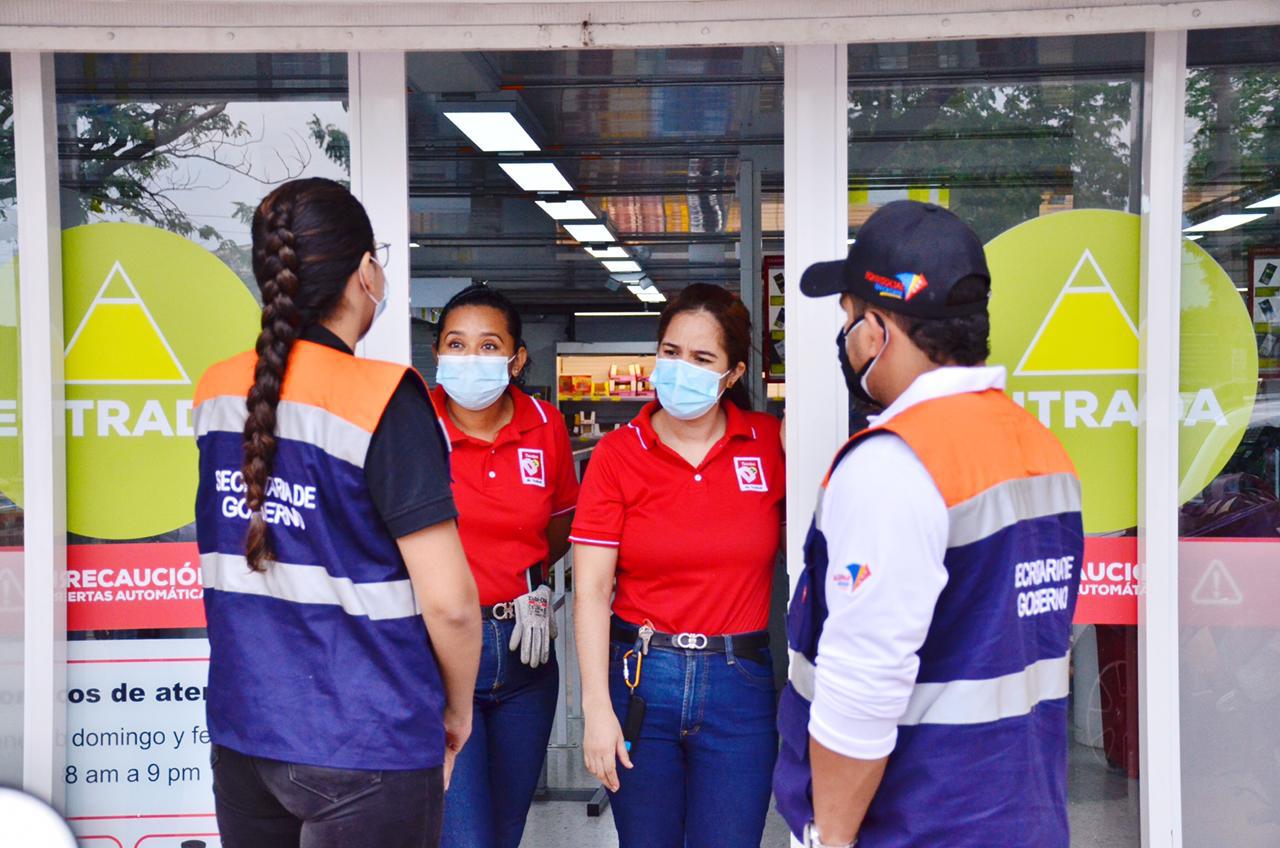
[622,649,643,693]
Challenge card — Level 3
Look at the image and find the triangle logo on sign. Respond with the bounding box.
[1190,559,1243,606]
[64,261,190,385]
[1014,249,1139,377]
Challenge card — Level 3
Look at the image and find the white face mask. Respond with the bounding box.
[365,274,388,325]
[436,354,515,411]
[651,357,730,421]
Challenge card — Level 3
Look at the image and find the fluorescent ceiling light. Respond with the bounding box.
[536,200,595,221]
[443,112,539,153]
[586,246,629,259]
[628,284,666,303]
[574,311,655,317]
[409,241,422,248]
[1184,234,1203,241]
[603,260,643,274]
[499,162,573,193]
[1183,213,1267,233]
[564,223,616,243]
[1246,192,1280,209]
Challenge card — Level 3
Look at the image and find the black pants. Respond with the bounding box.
[211,744,444,848]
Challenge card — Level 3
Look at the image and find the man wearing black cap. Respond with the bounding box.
[773,201,1084,848]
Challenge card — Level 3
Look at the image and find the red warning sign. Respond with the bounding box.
[67,542,205,632]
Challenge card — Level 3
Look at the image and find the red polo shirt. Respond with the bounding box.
[432,386,580,605]
[570,401,784,635]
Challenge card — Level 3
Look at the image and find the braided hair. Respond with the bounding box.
[242,178,375,571]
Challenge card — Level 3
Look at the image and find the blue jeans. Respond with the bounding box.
[606,635,778,848]
[441,618,559,848]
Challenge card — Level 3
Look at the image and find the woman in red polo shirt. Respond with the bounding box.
[572,283,785,848]
[430,284,579,848]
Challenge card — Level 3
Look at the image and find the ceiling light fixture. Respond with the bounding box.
[564,223,616,243]
[443,112,539,153]
[628,284,667,304]
[499,162,573,193]
[1246,192,1280,209]
[1183,213,1267,233]
[585,246,629,259]
[573,311,657,317]
[535,199,595,221]
[1184,235,1203,241]
[603,260,643,274]
[409,241,422,248]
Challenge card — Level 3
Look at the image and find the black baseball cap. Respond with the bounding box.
[800,200,990,319]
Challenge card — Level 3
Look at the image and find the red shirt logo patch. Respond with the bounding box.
[733,457,768,492]
[518,448,546,487]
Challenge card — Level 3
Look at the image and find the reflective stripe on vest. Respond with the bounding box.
[201,552,420,621]
[789,650,1070,726]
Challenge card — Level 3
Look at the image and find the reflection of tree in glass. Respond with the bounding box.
[848,76,1136,240]
[1185,66,1279,190]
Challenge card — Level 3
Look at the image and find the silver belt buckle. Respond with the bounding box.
[491,602,514,621]
[673,632,709,650]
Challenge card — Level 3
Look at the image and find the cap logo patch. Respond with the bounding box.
[896,272,929,301]
[865,270,929,302]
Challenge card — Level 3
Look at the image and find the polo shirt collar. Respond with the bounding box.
[300,324,354,355]
[629,400,759,451]
[431,385,549,446]
[870,365,1007,427]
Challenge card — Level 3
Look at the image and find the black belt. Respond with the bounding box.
[610,620,770,664]
[482,564,545,621]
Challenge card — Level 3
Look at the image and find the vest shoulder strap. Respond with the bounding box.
[878,390,1077,508]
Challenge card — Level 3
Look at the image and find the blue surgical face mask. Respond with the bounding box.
[436,354,515,411]
[651,357,730,421]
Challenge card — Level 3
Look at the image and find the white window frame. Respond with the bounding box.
[8,4,1279,843]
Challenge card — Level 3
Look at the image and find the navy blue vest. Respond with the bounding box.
[774,389,1084,847]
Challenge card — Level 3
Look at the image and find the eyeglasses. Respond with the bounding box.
[373,242,391,268]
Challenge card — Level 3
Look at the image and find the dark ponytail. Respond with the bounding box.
[656,283,754,411]
[242,178,374,571]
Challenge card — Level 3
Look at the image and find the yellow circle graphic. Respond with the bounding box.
[987,210,1258,534]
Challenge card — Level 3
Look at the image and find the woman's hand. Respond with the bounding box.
[442,705,472,790]
[582,701,632,792]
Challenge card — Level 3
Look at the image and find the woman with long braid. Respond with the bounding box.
[193,177,481,848]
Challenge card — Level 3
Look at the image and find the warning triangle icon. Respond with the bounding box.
[0,565,22,612]
[1014,249,1139,377]
[64,261,190,385]
[1190,560,1243,606]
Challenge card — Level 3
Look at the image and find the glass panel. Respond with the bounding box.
[0,52,22,787]
[54,52,348,845]
[1179,26,1280,848]
[847,35,1146,847]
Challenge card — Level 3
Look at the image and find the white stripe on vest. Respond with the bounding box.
[201,552,420,621]
[789,651,1070,727]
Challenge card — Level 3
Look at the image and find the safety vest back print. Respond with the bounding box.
[193,341,447,771]
[774,389,1084,847]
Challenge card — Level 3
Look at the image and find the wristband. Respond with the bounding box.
[804,822,856,848]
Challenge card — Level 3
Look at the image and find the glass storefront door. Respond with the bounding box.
[846,34,1148,846]
[53,52,348,847]
[1178,25,1280,848]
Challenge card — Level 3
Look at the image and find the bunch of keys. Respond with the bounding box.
[621,621,656,753]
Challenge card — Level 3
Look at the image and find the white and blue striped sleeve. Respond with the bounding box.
[809,433,949,760]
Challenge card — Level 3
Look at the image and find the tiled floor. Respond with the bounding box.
[522,733,1138,847]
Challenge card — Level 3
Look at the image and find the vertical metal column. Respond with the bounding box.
[738,157,764,407]
[13,50,67,807]
[1137,29,1187,848]
[783,45,848,590]
[349,51,412,366]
